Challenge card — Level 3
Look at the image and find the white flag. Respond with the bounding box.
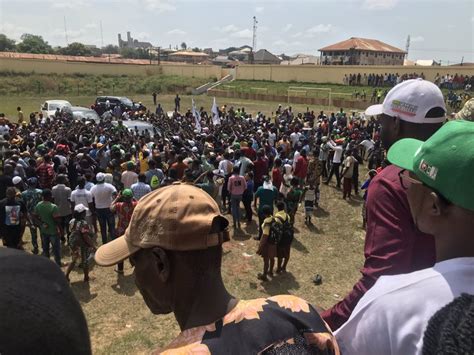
[192,98,201,132]
[211,97,220,125]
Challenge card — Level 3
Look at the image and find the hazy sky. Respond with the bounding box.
[1,0,473,63]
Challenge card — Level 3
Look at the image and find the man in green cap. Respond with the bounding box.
[335,120,474,354]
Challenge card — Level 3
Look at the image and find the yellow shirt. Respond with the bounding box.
[262,210,289,236]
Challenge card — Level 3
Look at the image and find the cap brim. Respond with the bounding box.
[387,138,423,171]
[365,104,383,117]
[95,235,140,267]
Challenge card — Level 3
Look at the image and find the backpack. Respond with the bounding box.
[150,175,160,189]
[269,215,294,246]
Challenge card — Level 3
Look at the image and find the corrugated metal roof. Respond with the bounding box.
[168,51,209,57]
[319,37,406,53]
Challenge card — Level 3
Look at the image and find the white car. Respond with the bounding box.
[41,100,72,119]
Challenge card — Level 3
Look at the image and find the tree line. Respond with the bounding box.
[0,33,194,59]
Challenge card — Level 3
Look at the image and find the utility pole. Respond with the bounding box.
[405,35,410,60]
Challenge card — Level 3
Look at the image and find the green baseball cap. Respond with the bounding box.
[387,120,474,212]
[122,189,133,198]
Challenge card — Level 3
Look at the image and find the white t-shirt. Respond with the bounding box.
[90,182,117,209]
[359,139,375,151]
[268,132,277,147]
[121,171,138,189]
[328,141,343,163]
[289,132,301,147]
[70,188,93,216]
[335,257,474,355]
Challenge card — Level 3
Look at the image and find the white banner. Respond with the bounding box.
[211,97,221,125]
[192,98,201,132]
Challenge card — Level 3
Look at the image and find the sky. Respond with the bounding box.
[0,0,473,64]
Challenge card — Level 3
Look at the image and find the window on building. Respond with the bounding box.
[383,54,386,58]
[375,53,378,58]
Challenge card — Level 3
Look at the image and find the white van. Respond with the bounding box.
[41,100,72,119]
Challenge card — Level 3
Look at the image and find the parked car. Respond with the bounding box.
[93,96,145,115]
[71,106,100,123]
[112,120,157,137]
[41,100,72,118]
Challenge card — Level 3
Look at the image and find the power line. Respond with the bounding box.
[410,48,474,53]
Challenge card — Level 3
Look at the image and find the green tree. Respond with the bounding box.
[57,42,92,56]
[180,42,187,50]
[192,47,201,52]
[120,47,138,59]
[103,44,119,54]
[0,34,16,52]
[16,33,53,54]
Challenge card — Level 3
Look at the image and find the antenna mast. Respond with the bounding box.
[64,16,69,46]
[252,16,258,51]
[100,20,104,48]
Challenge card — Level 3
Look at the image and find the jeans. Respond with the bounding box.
[41,233,61,266]
[242,195,253,222]
[96,208,115,245]
[230,195,242,226]
[29,225,39,250]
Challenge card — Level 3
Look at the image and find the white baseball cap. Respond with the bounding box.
[74,204,89,213]
[12,176,22,185]
[96,172,105,182]
[365,79,446,124]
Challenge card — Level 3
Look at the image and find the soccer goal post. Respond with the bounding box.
[287,86,332,109]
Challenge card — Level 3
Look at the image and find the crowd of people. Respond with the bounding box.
[344,71,474,92]
[0,78,473,354]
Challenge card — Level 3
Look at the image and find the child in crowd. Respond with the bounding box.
[303,184,316,225]
[285,177,303,225]
[360,169,377,229]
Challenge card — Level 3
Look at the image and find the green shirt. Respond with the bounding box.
[35,201,59,235]
[255,186,278,213]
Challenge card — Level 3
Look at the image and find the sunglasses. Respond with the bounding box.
[398,169,452,205]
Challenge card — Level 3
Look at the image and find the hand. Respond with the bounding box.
[256,246,263,256]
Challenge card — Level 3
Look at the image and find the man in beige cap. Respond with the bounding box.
[454,97,474,121]
[95,183,339,354]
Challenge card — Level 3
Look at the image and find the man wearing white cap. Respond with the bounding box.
[90,173,117,245]
[322,79,447,330]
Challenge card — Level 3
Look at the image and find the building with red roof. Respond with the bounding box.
[319,37,406,65]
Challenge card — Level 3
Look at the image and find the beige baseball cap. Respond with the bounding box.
[95,183,229,267]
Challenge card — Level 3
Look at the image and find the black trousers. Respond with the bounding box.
[242,195,253,222]
[327,162,341,187]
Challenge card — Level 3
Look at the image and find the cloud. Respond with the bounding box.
[282,24,293,33]
[2,23,31,41]
[306,24,333,35]
[232,29,253,39]
[273,40,287,46]
[84,23,98,30]
[143,0,176,12]
[363,0,398,10]
[472,16,474,22]
[411,36,424,43]
[135,32,152,40]
[167,29,187,35]
[50,0,90,9]
[255,6,264,13]
[291,32,303,38]
[216,24,239,33]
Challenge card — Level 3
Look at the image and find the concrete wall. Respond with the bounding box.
[0,57,222,79]
[236,65,474,84]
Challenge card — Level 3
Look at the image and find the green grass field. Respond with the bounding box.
[0,93,344,120]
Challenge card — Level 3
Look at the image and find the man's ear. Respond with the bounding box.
[428,191,442,217]
[151,247,170,283]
